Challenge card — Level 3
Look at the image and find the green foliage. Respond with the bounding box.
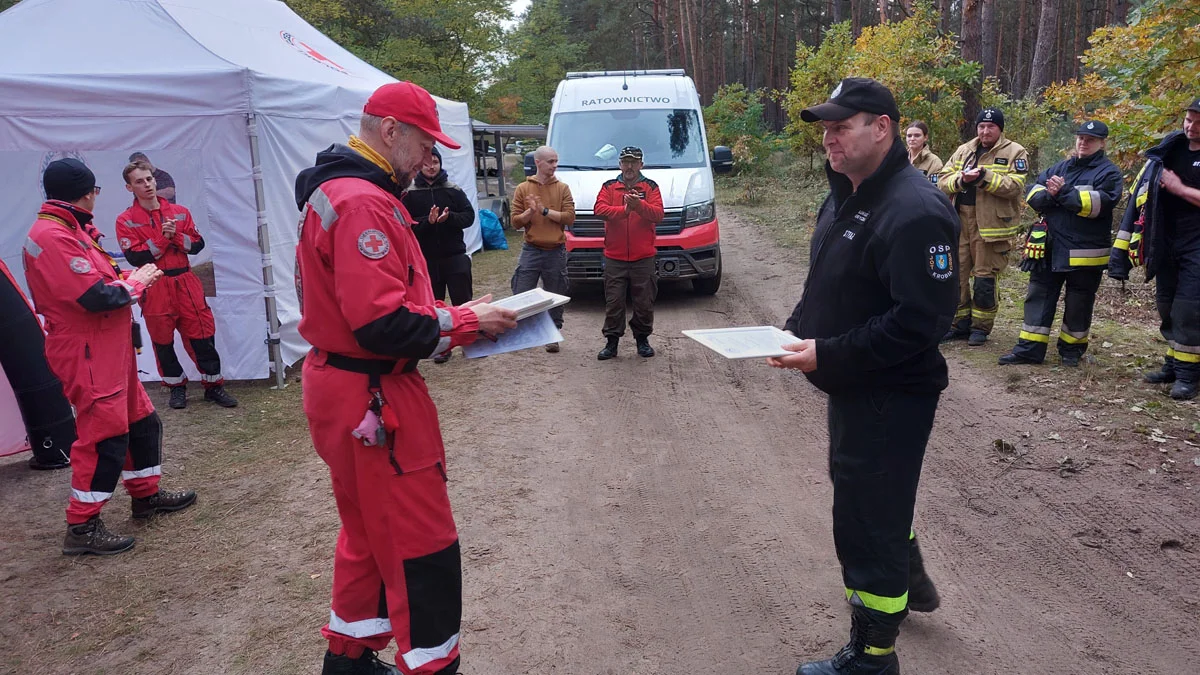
[783,22,854,155]
[704,84,771,170]
[286,0,509,111]
[484,0,589,124]
[1042,0,1200,171]
[981,78,1056,169]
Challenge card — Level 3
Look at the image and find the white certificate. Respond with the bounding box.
[682,326,800,359]
[462,311,564,359]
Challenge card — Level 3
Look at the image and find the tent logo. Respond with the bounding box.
[280,31,348,75]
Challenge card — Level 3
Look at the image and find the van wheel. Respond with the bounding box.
[692,257,721,295]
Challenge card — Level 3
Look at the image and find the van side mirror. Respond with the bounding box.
[712,146,734,174]
[524,152,536,177]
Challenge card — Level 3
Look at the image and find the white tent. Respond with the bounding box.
[0,0,481,388]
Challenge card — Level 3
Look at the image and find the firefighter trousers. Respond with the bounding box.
[142,271,223,388]
[47,334,161,524]
[953,205,1011,335]
[826,390,939,646]
[1154,232,1200,383]
[303,352,461,674]
[1011,267,1104,362]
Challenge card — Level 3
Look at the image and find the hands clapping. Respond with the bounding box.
[128,264,163,288]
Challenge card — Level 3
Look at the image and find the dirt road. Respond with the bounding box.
[1,208,1197,674]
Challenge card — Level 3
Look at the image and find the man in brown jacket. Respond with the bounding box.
[510,145,575,352]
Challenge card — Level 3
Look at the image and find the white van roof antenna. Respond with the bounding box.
[564,69,687,79]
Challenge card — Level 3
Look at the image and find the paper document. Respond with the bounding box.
[490,288,571,321]
[462,311,563,358]
[682,326,801,360]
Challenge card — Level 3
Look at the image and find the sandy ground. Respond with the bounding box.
[1,209,1197,674]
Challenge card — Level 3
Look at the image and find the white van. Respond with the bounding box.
[534,69,732,294]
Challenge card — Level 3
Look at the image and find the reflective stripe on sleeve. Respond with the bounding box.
[146,239,162,257]
[23,237,43,258]
[1026,185,1047,204]
[428,336,451,359]
[435,307,453,332]
[310,187,339,231]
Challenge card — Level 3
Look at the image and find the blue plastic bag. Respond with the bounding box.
[480,208,508,250]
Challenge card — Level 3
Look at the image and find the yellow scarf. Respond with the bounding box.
[348,135,398,184]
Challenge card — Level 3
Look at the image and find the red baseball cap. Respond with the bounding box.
[364,81,461,150]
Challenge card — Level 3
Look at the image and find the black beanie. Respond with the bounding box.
[43,158,96,202]
[431,146,443,163]
[976,108,1005,131]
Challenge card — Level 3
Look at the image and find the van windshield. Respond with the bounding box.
[548,109,707,170]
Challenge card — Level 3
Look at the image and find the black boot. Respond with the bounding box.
[967,330,988,347]
[940,329,968,343]
[1060,352,1082,368]
[204,385,238,408]
[131,488,197,519]
[597,337,619,361]
[28,453,70,470]
[906,536,940,613]
[168,385,187,409]
[998,352,1039,366]
[635,336,655,358]
[321,649,401,674]
[1170,379,1198,400]
[797,608,901,675]
[1144,357,1177,384]
[63,516,135,556]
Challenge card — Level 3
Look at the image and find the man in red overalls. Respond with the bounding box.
[116,162,237,410]
[295,81,517,675]
[24,159,197,556]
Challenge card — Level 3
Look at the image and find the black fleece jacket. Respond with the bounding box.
[784,137,960,395]
[402,173,475,260]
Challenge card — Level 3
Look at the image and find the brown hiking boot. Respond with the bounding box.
[131,488,197,519]
[63,516,135,556]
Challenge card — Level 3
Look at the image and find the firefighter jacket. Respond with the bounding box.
[784,138,960,395]
[1110,131,1189,282]
[293,143,480,366]
[911,147,943,183]
[1025,150,1124,273]
[938,134,1031,240]
[115,199,205,272]
[594,174,665,262]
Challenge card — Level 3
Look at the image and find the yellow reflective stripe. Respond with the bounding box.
[1027,185,1047,204]
[1168,347,1177,358]
[954,308,971,319]
[989,172,1002,191]
[1020,330,1051,343]
[1173,351,1200,363]
[865,646,896,657]
[1171,341,1200,357]
[972,307,998,319]
[846,588,909,614]
[1130,163,1147,197]
[909,529,915,540]
[1069,256,1109,266]
[979,226,1022,238]
[1113,239,1130,250]
[1077,190,1093,217]
[1136,190,1149,208]
[1059,332,1088,344]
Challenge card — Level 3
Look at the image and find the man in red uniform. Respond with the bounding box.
[294,81,517,675]
[594,146,665,360]
[116,162,237,409]
[23,159,197,556]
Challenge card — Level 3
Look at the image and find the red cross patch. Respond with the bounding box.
[69,257,92,274]
[357,229,390,259]
[119,237,132,249]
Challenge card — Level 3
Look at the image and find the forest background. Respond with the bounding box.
[0,0,1195,174]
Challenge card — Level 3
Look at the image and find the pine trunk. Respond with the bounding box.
[1028,0,1060,96]
[961,0,982,139]
[1014,0,1029,97]
[981,0,997,79]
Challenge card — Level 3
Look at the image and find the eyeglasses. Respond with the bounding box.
[92,186,102,194]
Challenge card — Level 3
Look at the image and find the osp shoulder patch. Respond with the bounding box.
[1014,158,1028,172]
[357,229,390,259]
[930,174,939,185]
[927,243,954,282]
[69,257,92,274]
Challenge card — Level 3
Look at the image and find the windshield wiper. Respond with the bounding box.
[641,164,673,169]
[556,164,605,170]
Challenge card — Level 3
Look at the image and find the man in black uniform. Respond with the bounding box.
[999,120,1123,367]
[772,78,959,675]
[1110,98,1200,399]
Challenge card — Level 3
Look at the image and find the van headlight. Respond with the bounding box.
[682,201,715,226]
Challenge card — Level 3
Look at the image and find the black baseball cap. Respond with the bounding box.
[619,146,643,160]
[800,77,901,124]
[1075,120,1109,138]
[1187,97,1200,114]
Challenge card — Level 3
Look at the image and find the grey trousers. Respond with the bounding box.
[510,243,569,328]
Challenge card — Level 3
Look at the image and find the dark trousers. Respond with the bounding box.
[428,253,473,306]
[1012,267,1104,362]
[827,390,939,641]
[1155,230,1200,381]
[511,244,568,328]
[602,256,657,339]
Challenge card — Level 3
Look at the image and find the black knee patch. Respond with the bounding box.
[127,412,162,470]
[92,433,130,491]
[403,540,462,650]
[154,342,184,378]
[189,337,221,375]
[973,276,997,310]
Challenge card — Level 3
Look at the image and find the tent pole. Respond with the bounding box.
[246,113,286,390]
